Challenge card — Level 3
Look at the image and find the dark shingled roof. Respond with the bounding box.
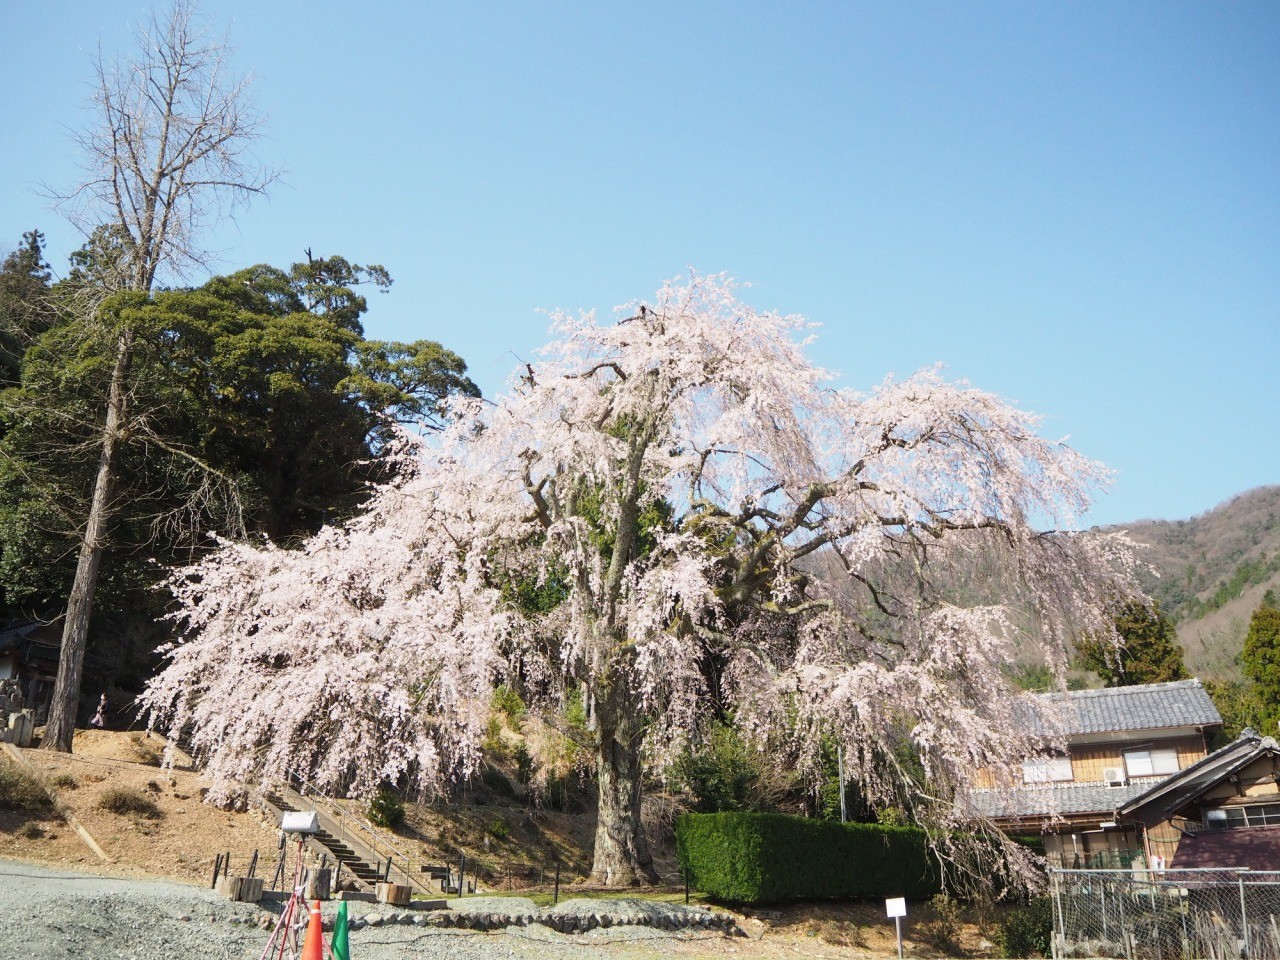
[0,618,61,665]
[966,779,1164,819]
[1031,679,1221,736]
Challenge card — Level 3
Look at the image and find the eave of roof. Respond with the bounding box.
[966,778,1166,820]
[1117,730,1280,822]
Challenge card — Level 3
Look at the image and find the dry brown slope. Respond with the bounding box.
[1111,485,1280,678]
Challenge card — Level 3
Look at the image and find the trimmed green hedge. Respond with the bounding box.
[676,811,939,904]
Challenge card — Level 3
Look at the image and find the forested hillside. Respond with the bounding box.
[1115,486,1280,678]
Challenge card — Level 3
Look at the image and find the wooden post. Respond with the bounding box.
[220,876,264,902]
[376,882,411,906]
[211,854,223,890]
[554,862,560,906]
[458,854,465,897]
[304,867,332,900]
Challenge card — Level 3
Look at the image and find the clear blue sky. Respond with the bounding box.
[2,2,1277,527]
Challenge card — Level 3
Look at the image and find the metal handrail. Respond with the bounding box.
[286,775,436,894]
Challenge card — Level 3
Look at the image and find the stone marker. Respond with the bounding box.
[7,712,33,748]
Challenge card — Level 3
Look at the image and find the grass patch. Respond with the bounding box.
[49,773,78,790]
[0,760,55,813]
[511,889,712,908]
[97,786,163,819]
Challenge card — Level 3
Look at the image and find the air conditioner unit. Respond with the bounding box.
[1103,767,1128,787]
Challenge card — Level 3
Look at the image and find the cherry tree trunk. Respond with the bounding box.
[589,690,660,886]
[42,328,133,752]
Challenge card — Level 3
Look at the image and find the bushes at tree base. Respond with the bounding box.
[367,784,405,829]
[996,897,1053,958]
[0,760,54,813]
[676,811,939,904]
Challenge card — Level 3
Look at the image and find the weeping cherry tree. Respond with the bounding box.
[143,273,1141,888]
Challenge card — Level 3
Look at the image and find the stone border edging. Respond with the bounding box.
[340,907,738,935]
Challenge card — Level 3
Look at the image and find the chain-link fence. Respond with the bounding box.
[1051,868,1280,960]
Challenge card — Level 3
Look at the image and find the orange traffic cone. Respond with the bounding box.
[300,899,324,960]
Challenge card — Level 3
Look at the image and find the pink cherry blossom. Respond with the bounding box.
[144,273,1139,889]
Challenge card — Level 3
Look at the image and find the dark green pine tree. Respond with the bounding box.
[0,230,55,386]
[1078,601,1189,687]
[1242,595,1280,736]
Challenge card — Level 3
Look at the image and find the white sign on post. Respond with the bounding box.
[885,897,907,959]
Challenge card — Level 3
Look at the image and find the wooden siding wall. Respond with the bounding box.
[1198,754,1280,804]
[1146,819,1184,865]
[975,734,1209,789]
[1068,736,1207,783]
[1044,828,1143,868]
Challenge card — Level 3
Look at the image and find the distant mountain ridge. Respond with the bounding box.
[1110,485,1280,679]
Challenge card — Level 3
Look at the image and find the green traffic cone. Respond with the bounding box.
[330,898,350,960]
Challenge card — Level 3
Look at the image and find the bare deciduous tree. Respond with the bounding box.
[42,0,275,752]
[57,1,275,292]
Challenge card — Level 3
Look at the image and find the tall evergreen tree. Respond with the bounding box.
[40,1,277,751]
[0,231,55,386]
[0,255,477,697]
[1242,596,1280,736]
[1078,601,1189,686]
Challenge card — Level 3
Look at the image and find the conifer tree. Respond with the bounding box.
[1078,601,1188,687]
[41,1,275,751]
[1242,595,1280,736]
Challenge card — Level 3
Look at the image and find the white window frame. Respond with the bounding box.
[1206,803,1280,830]
[1123,747,1179,778]
[1023,755,1074,783]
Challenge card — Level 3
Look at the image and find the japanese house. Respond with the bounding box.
[965,679,1222,867]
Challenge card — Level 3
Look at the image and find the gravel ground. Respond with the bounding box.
[0,860,736,960]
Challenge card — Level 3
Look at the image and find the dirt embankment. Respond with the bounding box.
[0,730,1003,959]
[2,730,279,885]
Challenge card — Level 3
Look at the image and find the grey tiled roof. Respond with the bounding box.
[966,778,1164,819]
[1030,679,1221,735]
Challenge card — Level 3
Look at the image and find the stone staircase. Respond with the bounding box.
[263,790,383,888]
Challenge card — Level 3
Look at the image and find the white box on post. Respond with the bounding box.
[281,810,319,834]
[885,898,907,959]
